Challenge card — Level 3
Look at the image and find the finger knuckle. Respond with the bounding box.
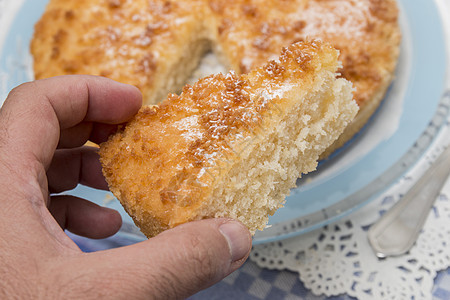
[7,82,32,101]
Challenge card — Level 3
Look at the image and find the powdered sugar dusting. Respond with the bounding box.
[289,0,370,39]
[174,115,204,142]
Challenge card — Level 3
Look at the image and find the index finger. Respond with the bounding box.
[0,75,142,168]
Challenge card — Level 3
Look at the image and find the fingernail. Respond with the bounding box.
[219,221,251,262]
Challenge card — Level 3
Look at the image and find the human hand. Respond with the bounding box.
[0,75,252,299]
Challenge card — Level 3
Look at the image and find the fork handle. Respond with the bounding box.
[368,145,450,258]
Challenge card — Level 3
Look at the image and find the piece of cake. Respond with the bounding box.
[99,41,358,237]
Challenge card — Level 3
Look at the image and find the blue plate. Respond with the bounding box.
[0,0,448,245]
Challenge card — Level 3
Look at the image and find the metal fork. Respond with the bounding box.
[368,144,450,258]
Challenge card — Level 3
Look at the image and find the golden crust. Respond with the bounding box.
[31,0,400,106]
[31,0,207,104]
[210,0,401,106]
[99,41,358,237]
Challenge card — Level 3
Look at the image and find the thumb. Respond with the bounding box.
[53,218,252,299]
